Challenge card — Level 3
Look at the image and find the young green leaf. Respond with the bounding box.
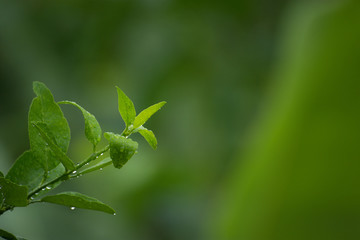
[41,192,115,214]
[133,101,166,129]
[104,132,138,169]
[0,229,19,240]
[116,86,136,128]
[58,101,102,150]
[32,122,75,171]
[78,158,112,175]
[0,177,28,207]
[138,127,158,149]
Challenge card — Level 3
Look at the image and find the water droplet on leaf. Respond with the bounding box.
[70,207,75,210]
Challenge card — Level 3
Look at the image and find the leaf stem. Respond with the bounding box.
[76,145,110,170]
[27,145,110,200]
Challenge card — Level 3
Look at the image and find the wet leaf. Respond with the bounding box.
[104,132,138,169]
[6,151,44,193]
[0,177,28,207]
[133,101,166,129]
[116,87,136,128]
[8,82,70,191]
[0,229,18,240]
[59,101,102,150]
[138,127,158,149]
[32,122,75,171]
[41,191,115,214]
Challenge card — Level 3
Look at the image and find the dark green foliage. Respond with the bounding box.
[0,228,23,240]
[0,82,165,239]
[41,192,115,215]
[32,122,75,171]
[6,151,44,193]
[0,177,28,208]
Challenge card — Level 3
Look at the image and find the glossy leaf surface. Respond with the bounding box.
[104,132,138,169]
[6,151,44,193]
[29,81,70,162]
[41,191,115,214]
[32,122,75,171]
[59,101,102,150]
[138,127,158,149]
[7,82,70,191]
[133,101,166,129]
[116,86,136,128]
[0,177,28,207]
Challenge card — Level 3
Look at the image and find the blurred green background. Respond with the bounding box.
[1,0,359,239]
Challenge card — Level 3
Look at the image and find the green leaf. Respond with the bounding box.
[0,171,3,178]
[41,192,115,214]
[58,101,102,150]
[78,158,112,175]
[0,177,28,207]
[6,151,44,193]
[32,122,75,171]
[15,81,71,186]
[116,86,136,128]
[133,101,166,129]
[29,164,65,200]
[7,82,69,194]
[0,229,18,240]
[138,127,158,149]
[104,132,138,169]
[29,81,70,157]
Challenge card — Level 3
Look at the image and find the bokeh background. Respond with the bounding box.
[1,0,359,239]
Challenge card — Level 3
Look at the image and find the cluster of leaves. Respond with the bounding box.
[0,82,166,240]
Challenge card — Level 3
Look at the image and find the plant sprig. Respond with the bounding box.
[0,82,166,240]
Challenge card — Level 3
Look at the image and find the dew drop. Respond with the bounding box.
[70,207,75,210]
[100,153,104,156]
[46,186,52,190]
[42,188,46,191]
[99,168,103,171]
[72,170,77,174]
[85,163,89,166]
[113,213,116,216]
